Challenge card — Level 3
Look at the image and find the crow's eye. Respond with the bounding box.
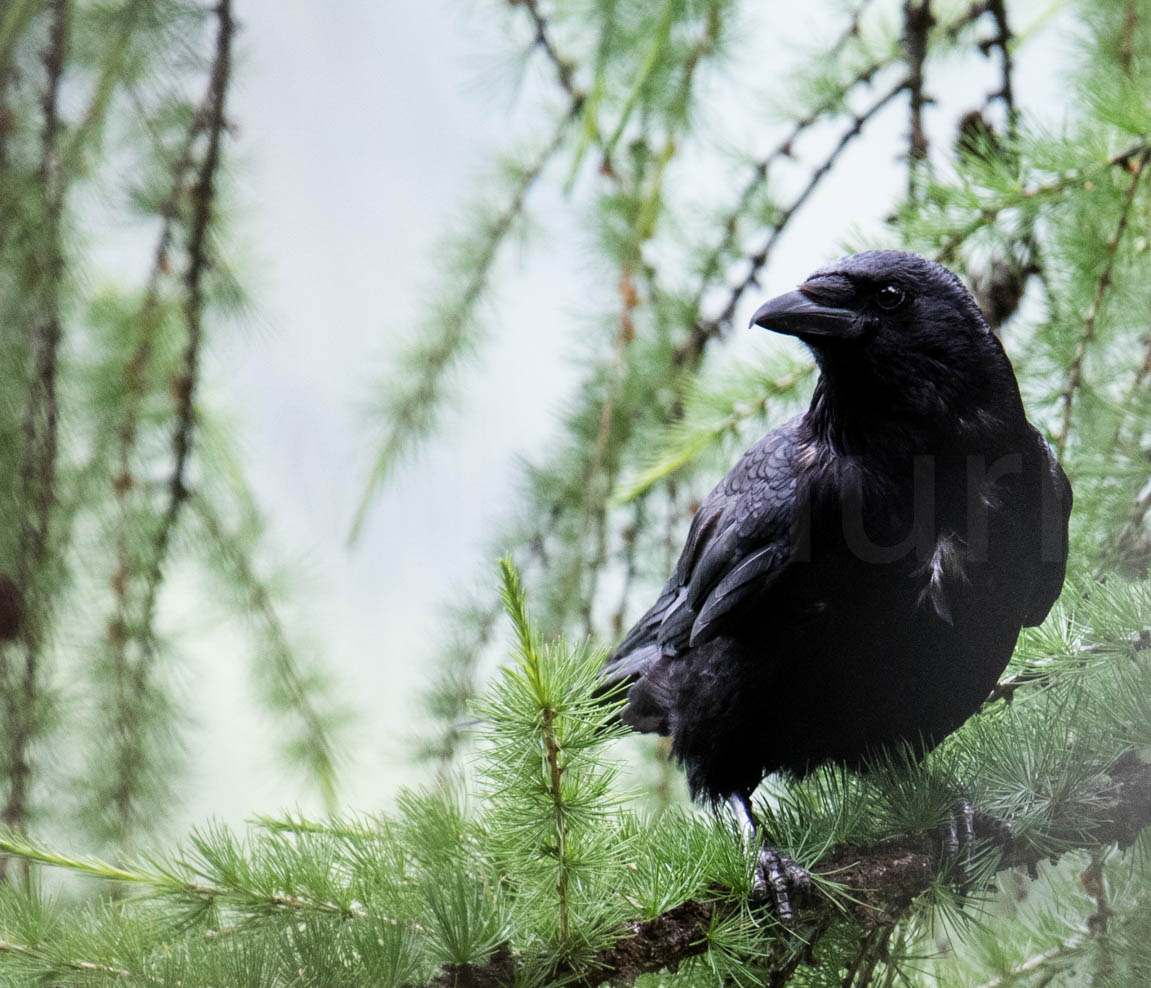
[874,283,902,310]
[876,284,906,310]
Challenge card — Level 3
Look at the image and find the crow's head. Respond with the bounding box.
[751,251,1021,427]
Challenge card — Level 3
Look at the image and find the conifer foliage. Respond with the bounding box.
[2,0,1151,985]
[0,0,345,855]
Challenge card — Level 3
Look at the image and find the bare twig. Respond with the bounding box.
[684,77,909,364]
[144,0,234,621]
[679,0,989,368]
[519,0,583,108]
[686,56,896,343]
[983,0,1016,136]
[903,0,933,196]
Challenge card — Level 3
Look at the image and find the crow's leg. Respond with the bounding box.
[940,799,975,862]
[938,799,1015,890]
[728,793,811,922]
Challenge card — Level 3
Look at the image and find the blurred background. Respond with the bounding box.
[5,0,1146,849]
[193,0,1069,827]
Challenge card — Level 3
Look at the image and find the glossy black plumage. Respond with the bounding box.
[606,251,1071,805]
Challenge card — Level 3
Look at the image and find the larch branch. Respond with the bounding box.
[983,0,1016,135]
[1054,150,1149,460]
[518,0,584,109]
[4,0,71,851]
[145,0,234,621]
[683,77,909,365]
[903,0,933,196]
[423,755,1151,988]
[934,139,1151,266]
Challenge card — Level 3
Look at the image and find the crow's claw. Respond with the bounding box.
[752,845,812,923]
[945,799,974,859]
[937,800,1012,891]
[937,799,975,869]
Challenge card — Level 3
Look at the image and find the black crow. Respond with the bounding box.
[605,250,1071,910]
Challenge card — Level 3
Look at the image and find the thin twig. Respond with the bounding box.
[106,102,208,837]
[681,0,987,367]
[610,501,644,640]
[187,492,340,811]
[105,0,233,843]
[903,0,933,197]
[686,57,895,343]
[1054,150,1149,460]
[685,77,909,363]
[519,0,583,108]
[972,936,1085,988]
[571,2,724,637]
[934,139,1151,265]
[350,110,573,541]
[983,0,1016,136]
[0,937,133,979]
[983,630,1151,706]
[1117,0,1138,76]
[143,0,233,623]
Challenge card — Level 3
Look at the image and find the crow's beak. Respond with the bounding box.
[749,287,861,339]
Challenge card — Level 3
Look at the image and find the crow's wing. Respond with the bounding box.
[605,417,803,686]
[1021,431,1073,627]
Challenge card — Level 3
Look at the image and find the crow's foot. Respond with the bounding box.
[939,799,975,864]
[752,845,812,923]
[936,800,1012,890]
[728,794,813,922]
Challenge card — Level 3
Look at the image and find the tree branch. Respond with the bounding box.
[678,0,987,368]
[1054,149,1149,460]
[517,0,583,108]
[102,0,234,844]
[186,492,341,813]
[105,97,208,840]
[982,0,1016,135]
[934,138,1151,266]
[423,755,1151,988]
[3,0,71,853]
[144,0,233,624]
[903,0,933,196]
[685,55,897,352]
[683,77,909,365]
[350,109,573,541]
